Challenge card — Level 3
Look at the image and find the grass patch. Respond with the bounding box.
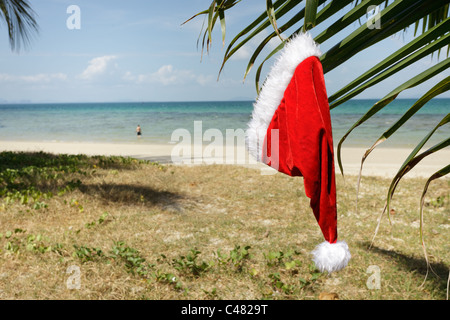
[0,151,448,299]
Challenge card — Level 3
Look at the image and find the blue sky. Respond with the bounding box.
[0,0,448,103]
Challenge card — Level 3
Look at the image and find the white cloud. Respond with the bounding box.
[151,65,182,85]
[122,71,135,82]
[0,74,14,82]
[79,55,117,80]
[196,73,215,86]
[231,46,253,61]
[23,73,68,83]
[123,64,213,86]
[0,73,67,83]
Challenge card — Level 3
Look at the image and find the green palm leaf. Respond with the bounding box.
[249,0,377,90]
[330,33,450,109]
[336,57,450,177]
[329,18,450,106]
[315,0,387,44]
[304,0,319,31]
[266,0,284,40]
[321,0,450,74]
[243,3,310,85]
[220,0,305,79]
[252,0,355,92]
[254,0,448,94]
[182,0,242,57]
[355,76,450,212]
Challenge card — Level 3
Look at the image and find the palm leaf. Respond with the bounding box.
[415,3,449,37]
[370,77,450,149]
[330,32,450,109]
[219,7,226,46]
[321,0,450,74]
[328,17,450,105]
[418,164,450,285]
[266,0,284,41]
[315,0,387,44]
[336,57,450,177]
[385,115,450,221]
[243,2,312,85]
[250,0,375,90]
[371,118,450,247]
[219,0,293,55]
[304,0,318,31]
[252,0,355,92]
[182,0,241,56]
[253,0,448,94]
[254,40,285,94]
[0,0,39,52]
[207,0,217,50]
[355,77,450,212]
[219,0,304,79]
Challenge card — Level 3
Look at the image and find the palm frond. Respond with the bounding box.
[266,0,284,40]
[304,0,319,31]
[418,164,450,285]
[219,0,305,80]
[371,121,450,246]
[336,57,450,176]
[385,114,450,221]
[321,0,450,74]
[0,0,38,52]
[252,0,354,92]
[329,18,450,106]
[355,77,450,212]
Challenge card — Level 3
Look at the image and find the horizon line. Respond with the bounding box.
[1,97,450,105]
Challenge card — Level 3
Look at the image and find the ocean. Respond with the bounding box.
[0,99,448,149]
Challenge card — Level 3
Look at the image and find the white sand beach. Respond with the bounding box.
[0,140,448,178]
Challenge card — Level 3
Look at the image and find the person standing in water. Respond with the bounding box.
[136,125,142,138]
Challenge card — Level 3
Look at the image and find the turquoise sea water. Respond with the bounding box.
[0,99,448,148]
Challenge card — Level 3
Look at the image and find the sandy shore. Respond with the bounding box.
[1,140,448,178]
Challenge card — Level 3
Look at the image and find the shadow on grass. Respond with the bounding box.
[1,151,169,209]
[79,183,185,211]
[0,151,147,171]
[0,151,89,170]
[359,241,449,298]
[132,155,173,165]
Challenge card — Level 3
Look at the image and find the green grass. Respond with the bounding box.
[0,151,448,299]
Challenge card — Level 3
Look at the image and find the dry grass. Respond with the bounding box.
[0,152,448,300]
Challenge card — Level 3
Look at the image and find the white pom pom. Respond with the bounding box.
[311,241,351,273]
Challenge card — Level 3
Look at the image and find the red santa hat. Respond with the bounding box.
[246,32,351,273]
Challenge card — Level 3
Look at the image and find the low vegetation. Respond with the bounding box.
[0,151,448,299]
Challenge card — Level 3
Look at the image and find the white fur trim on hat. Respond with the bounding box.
[311,240,351,273]
[246,32,322,162]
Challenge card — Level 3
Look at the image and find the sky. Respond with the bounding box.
[0,0,448,103]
